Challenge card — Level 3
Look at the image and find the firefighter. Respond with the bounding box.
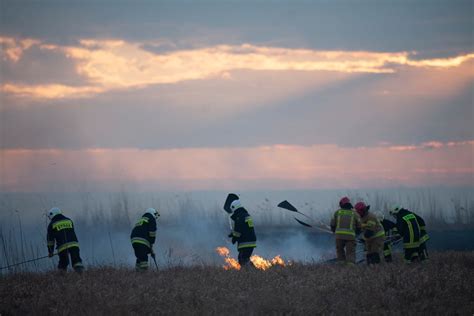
[389,206,421,263]
[130,208,159,271]
[330,197,361,265]
[354,202,385,264]
[225,197,257,268]
[378,214,399,263]
[46,207,84,273]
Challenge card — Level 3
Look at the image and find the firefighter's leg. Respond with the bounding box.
[58,250,69,271]
[336,239,346,262]
[383,241,393,263]
[238,248,254,268]
[372,237,383,264]
[419,242,429,261]
[404,248,419,263]
[133,244,149,271]
[345,240,356,264]
[69,247,84,273]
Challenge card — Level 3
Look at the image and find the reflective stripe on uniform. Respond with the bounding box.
[420,234,429,243]
[232,231,241,237]
[403,241,420,249]
[384,244,392,256]
[238,242,256,249]
[47,240,55,246]
[73,262,84,268]
[52,220,73,231]
[58,241,79,253]
[335,210,356,237]
[149,231,156,237]
[131,237,151,248]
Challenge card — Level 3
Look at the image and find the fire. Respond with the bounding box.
[215,247,288,271]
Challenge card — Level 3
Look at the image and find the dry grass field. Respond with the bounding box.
[1,251,473,315]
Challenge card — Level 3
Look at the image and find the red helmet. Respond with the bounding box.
[339,196,351,207]
[354,202,367,217]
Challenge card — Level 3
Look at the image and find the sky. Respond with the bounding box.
[0,0,473,192]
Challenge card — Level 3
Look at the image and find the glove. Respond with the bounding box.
[48,252,54,258]
[150,249,155,258]
[231,237,237,244]
[228,232,233,238]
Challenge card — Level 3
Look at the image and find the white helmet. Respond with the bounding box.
[146,207,160,219]
[389,205,402,217]
[48,207,62,220]
[230,200,243,212]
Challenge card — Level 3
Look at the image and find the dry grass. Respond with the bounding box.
[1,252,473,315]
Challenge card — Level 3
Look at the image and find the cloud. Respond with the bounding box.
[1,36,473,100]
[1,140,472,192]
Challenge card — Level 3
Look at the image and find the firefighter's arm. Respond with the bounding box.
[415,214,427,233]
[231,217,243,244]
[355,216,362,235]
[46,224,55,255]
[148,219,157,245]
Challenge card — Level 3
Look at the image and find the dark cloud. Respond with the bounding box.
[0,0,471,56]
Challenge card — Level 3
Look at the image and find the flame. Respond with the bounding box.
[215,246,287,271]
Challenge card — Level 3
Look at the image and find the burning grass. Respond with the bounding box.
[215,246,288,270]
[1,251,473,315]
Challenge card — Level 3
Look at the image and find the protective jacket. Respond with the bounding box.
[330,208,361,241]
[130,213,157,249]
[394,208,421,249]
[360,212,385,240]
[47,214,80,254]
[230,207,257,250]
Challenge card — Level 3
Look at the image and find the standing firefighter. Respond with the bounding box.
[330,197,361,265]
[390,206,421,263]
[354,202,385,264]
[379,214,398,263]
[130,208,159,271]
[223,194,257,268]
[46,207,84,273]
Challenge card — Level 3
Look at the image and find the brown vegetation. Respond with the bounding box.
[1,251,473,315]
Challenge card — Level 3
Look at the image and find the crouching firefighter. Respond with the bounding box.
[390,206,421,263]
[379,214,399,263]
[46,207,84,273]
[354,202,385,264]
[224,194,257,269]
[330,197,361,265]
[130,208,159,271]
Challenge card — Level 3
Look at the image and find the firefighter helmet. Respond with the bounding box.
[339,196,351,208]
[146,207,160,219]
[354,202,368,217]
[389,205,402,217]
[47,207,62,220]
[230,199,243,212]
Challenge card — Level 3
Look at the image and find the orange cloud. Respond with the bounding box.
[1,36,473,100]
[1,140,472,191]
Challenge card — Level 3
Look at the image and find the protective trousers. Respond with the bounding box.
[336,239,356,264]
[404,247,419,263]
[238,248,254,268]
[133,243,150,271]
[58,246,83,272]
[366,236,383,264]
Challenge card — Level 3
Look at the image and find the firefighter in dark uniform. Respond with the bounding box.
[131,208,159,271]
[379,214,398,263]
[47,207,84,273]
[226,198,257,268]
[390,206,421,263]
